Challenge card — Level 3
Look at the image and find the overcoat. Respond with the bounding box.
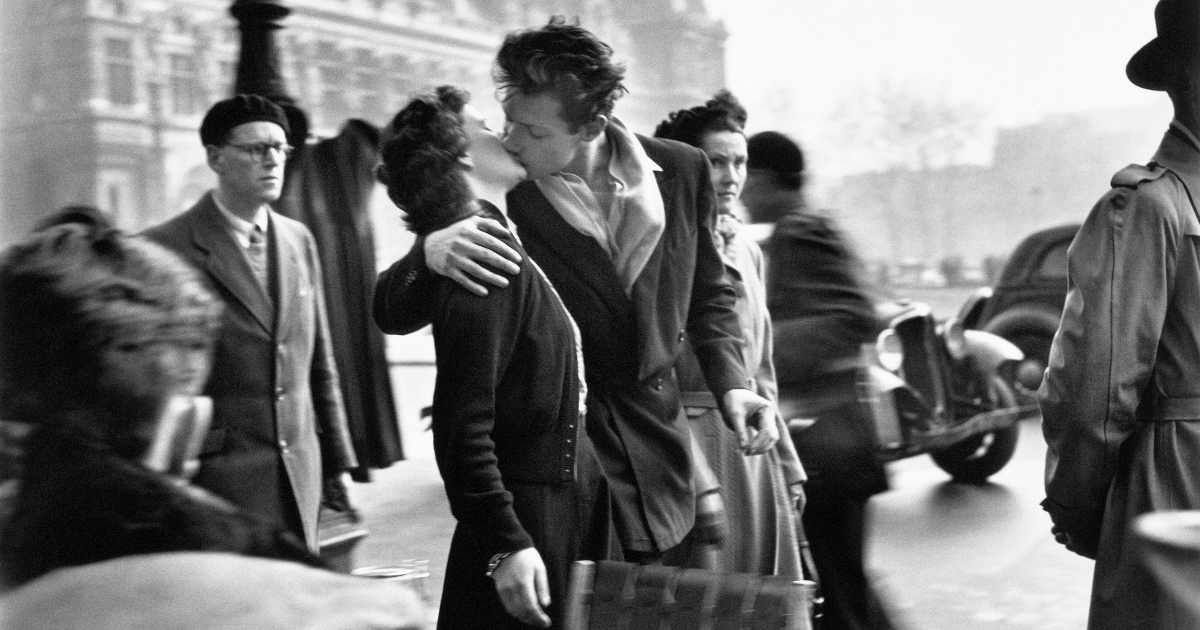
[1040,128,1200,630]
[375,134,748,553]
[766,210,886,498]
[145,193,357,550]
[670,228,805,576]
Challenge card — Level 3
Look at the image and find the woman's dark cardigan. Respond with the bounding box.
[426,208,585,560]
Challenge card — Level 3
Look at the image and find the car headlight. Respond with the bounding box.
[876,329,903,372]
[942,317,968,360]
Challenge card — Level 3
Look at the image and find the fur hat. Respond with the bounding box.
[0,209,222,425]
[1126,0,1200,92]
[199,94,290,147]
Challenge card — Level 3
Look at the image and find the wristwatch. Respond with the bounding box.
[485,552,512,578]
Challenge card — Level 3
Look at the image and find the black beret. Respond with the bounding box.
[747,131,805,175]
[199,94,290,147]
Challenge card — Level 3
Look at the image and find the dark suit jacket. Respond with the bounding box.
[145,192,357,550]
[375,135,747,552]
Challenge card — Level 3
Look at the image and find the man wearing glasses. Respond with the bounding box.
[145,94,358,553]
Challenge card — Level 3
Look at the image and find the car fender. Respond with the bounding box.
[857,365,916,448]
[957,286,993,329]
[964,329,1023,379]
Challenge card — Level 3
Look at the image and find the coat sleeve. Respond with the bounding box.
[1038,181,1181,551]
[686,153,751,396]
[768,216,875,384]
[430,271,534,556]
[373,237,435,335]
[305,232,358,474]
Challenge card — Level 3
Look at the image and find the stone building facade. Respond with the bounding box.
[0,0,728,245]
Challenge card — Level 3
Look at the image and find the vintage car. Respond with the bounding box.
[958,223,1079,398]
[854,299,1042,483]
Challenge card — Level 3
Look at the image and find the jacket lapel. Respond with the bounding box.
[189,194,274,333]
[272,214,304,335]
[628,143,680,380]
[509,181,632,319]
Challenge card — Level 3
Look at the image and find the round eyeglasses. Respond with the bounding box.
[225,142,294,162]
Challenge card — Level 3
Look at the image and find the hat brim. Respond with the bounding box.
[1127,38,1172,92]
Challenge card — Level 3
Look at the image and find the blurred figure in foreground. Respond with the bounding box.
[0,209,323,589]
[1,553,431,630]
[743,131,893,630]
[654,91,806,577]
[375,86,611,629]
[1040,1,1200,627]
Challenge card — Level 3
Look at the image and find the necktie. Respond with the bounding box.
[247,225,268,290]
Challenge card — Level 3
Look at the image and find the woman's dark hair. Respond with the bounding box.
[494,16,627,131]
[377,86,474,236]
[654,89,747,149]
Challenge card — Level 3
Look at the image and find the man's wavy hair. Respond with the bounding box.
[377,86,474,237]
[494,16,627,131]
[0,208,222,445]
[654,90,747,149]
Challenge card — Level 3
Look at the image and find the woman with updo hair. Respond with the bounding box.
[375,86,612,630]
[0,209,323,590]
[654,91,807,578]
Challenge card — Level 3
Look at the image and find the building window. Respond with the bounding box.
[316,42,346,126]
[108,184,123,219]
[388,55,416,111]
[168,54,200,115]
[104,38,136,106]
[219,60,237,95]
[352,49,383,123]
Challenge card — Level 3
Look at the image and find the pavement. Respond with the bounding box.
[344,417,1094,629]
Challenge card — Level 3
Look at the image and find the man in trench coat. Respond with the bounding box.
[146,95,357,551]
[1039,1,1200,627]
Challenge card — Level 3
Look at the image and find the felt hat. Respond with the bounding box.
[1127,0,1200,91]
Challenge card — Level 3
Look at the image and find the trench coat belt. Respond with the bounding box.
[1149,395,1200,421]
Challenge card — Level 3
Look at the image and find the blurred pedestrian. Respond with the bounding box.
[1040,1,1200,627]
[374,18,777,565]
[654,91,806,577]
[0,209,322,589]
[744,131,894,630]
[144,94,358,552]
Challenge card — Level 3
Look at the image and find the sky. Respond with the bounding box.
[708,0,1168,178]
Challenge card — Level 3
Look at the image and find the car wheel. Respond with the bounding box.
[930,377,1020,484]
